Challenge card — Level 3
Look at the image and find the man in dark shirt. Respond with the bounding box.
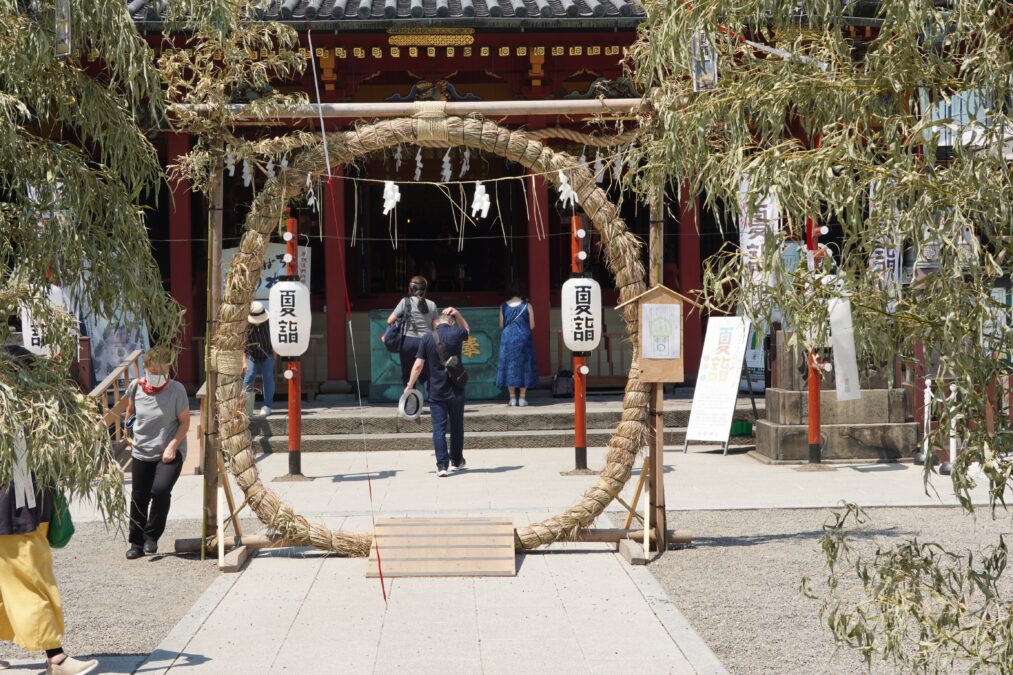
[405,307,470,477]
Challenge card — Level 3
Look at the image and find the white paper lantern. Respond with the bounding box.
[561,278,602,352]
[269,280,312,357]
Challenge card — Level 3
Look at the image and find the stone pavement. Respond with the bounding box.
[24,442,986,674]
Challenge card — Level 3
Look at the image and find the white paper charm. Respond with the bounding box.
[394,146,402,172]
[382,181,401,216]
[225,151,236,177]
[280,154,289,172]
[266,158,276,179]
[557,170,579,210]
[470,182,491,219]
[305,172,317,211]
[441,149,453,183]
[460,148,471,177]
[414,148,423,181]
[242,159,253,187]
[593,150,605,184]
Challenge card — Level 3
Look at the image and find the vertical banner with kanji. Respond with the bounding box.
[686,317,751,443]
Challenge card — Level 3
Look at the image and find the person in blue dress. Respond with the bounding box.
[496,284,539,406]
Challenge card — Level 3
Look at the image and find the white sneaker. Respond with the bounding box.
[260,406,272,417]
[437,468,449,477]
[450,460,467,473]
[518,398,528,407]
[508,398,517,406]
[47,656,99,675]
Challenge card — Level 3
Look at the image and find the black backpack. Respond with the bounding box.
[382,297,410,353]
[433,329,469,388]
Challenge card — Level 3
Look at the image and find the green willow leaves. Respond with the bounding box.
[629,1,1012,669]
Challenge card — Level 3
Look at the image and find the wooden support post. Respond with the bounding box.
[621,462,649,530]
[201,155,223,557]
[647,182,668,554]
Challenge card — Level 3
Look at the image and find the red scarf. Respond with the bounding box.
[139,378,171,395]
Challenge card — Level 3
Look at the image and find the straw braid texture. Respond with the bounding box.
[215,116,648,555]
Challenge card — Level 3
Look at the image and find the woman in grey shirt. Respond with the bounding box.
[386,275,437,387]
[123,347,190,560]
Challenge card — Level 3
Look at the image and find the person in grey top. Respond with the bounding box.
[384,275,438,386]
[123,347,190,560]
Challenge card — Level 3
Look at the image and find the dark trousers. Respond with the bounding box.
[399,336,428,387]
[129,455,183,546]
[430,393,465,470]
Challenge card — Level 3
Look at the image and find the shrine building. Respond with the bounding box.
[131,0,715,393]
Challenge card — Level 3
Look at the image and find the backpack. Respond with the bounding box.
[433,328,469,388]
[552,369,575,398]
[382,297,410,353]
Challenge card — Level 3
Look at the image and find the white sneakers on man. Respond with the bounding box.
[260,406,272,417]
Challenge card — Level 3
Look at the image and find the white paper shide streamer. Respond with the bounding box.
[470,182,490,219]
[441,149,453,183]
[557,170,579,210]
[414,148,423,181]
[305,172,317,210]
[382,181,401,216]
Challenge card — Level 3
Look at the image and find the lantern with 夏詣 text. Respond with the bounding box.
[561,278,602,353]
[21,286,72,357]
[269,278,311,357]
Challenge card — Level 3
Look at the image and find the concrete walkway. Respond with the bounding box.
[33,441,988,675]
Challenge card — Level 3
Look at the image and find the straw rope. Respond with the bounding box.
[215,116,648,556]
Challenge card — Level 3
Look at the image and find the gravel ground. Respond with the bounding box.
[0,518,259,662]
[635,507,1013,675]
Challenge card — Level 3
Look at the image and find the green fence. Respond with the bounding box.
[368,307,505,403]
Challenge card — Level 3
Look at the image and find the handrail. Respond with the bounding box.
[88,348,145,398]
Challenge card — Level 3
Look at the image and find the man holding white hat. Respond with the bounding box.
[244,301,276,417]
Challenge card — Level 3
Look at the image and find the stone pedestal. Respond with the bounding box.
[756,388,917,463]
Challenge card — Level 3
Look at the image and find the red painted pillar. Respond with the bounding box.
[166,133,195,385]
[526,171,551,377]
[323,169,348,383]
[678,182,703,378]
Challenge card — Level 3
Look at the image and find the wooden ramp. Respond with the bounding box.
[366,517,516,578]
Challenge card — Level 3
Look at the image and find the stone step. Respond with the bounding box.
[254,427,755,453]
[252,403,763,437]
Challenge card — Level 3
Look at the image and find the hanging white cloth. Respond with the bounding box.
[12,430,36,510]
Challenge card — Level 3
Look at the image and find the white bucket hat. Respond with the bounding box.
[398,387,425,421]
[248,301,269,325]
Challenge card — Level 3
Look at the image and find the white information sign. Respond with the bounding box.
[685,317,751,446]
[642,303,681,359]
[221,244,311,300]
[828,298,861,401]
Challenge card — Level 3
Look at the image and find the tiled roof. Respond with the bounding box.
[130,0,644,23]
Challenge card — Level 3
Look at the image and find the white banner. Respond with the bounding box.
[738,175,779,288]
[222,244,311,300]
[829,298,861,401]
[686,317,751,443]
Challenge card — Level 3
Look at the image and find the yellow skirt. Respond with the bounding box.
[0,523,64,652]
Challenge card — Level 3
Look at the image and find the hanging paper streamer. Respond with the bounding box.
[281,154,289,173]
[441,149,453,183]
[242,159,253,187]
[613,145,625,179]
[266,158,276,179]
[593,150,605,184]
[414,148,423,181]
[382,181,401,216]
[225,151,236,177]
[557,170,579,210]
[470,182,491,219]
[460,148,471,177]
[394,146,403,172]
[305,172,317,210]
[579,147,589,171]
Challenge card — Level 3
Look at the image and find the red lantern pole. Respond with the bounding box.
[805,134,823,465]
[285,214,303,478]
[571,214,588,471]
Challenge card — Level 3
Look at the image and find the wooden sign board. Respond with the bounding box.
[619,285,693,384]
